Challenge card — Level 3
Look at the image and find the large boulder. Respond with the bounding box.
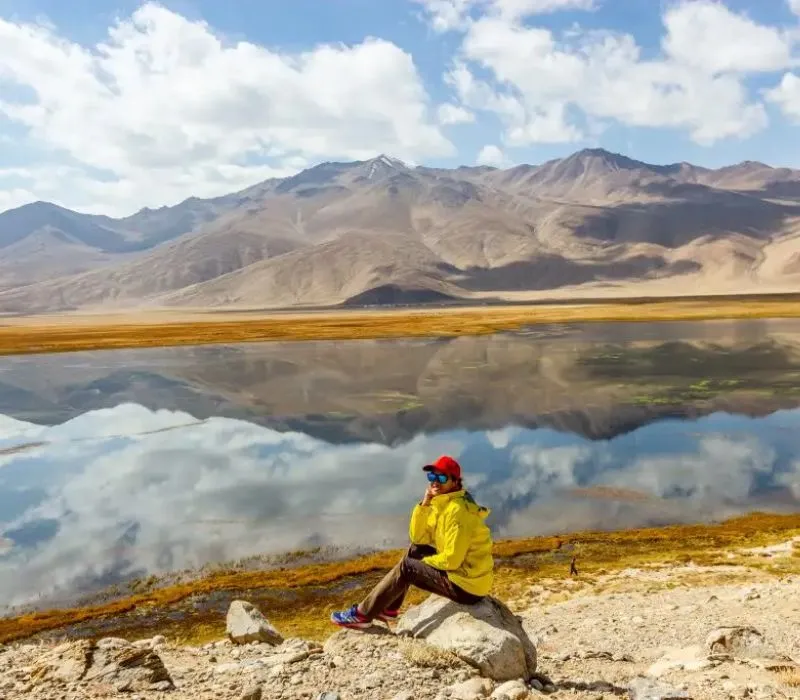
[226,600,284,645]
[29,638,173,692]
[84,637,173,690]
[30,640,94,683]
[396,595,537,681]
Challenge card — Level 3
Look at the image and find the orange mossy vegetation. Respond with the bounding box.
[2,297,800,356]
[2,512,800,645]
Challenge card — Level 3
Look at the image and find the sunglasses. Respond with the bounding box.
[427,472,449,484]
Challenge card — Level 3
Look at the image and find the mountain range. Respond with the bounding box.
[1,148,799,313]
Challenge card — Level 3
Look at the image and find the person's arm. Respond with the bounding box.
[422,504,472,571]
[409,502,433,545]
[409,484,437,545]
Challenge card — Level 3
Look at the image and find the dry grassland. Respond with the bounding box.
[2,297,800,355]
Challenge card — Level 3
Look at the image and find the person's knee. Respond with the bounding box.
[407,544,435,560]
[407,545,424,560]
[399,555,419,579]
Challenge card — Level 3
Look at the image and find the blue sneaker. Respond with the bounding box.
[330,604,371,629]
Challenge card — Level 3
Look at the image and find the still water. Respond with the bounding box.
[1,318,800,609]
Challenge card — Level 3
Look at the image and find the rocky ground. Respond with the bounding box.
[2,541,800,700]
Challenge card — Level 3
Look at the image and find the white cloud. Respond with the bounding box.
[490,0,595,19]
[791,0,800,16]
[437,103,475,125]
[444,0,783,147]
[1,402,798,607]
[662,0,794,74]
[415,0,594,31]
[766,72,800,121]
[0,3,453,215]
[415,0,474,33]
[0,187,37,212]
[476,144,510,166]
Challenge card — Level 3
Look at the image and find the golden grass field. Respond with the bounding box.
[2,296,800,355]
[3,512,800,646]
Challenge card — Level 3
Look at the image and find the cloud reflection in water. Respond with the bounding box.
[0,403,799,607]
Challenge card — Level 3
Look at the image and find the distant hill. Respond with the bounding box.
[1,149,799,313]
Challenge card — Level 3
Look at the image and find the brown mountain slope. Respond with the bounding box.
[693,161,800,201]
[0,228,127,290]
[161,231,464,308]
[1,149,800,313]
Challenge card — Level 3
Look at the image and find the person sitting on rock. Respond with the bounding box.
[331,455,494,629]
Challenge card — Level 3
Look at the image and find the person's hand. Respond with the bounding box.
[422,483,437,506]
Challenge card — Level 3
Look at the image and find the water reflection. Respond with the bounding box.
[0,403,799,608]
[1,318,800,607]
[2,319,800,443]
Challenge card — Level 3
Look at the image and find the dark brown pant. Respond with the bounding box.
[358,544,483,620]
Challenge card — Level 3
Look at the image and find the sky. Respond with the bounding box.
[1,0,800,216]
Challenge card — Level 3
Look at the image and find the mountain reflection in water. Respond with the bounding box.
[0,318,800,608]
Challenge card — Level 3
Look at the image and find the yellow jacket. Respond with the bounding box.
[408,489,494,596]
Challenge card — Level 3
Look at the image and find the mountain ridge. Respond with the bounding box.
[1,148,799,312]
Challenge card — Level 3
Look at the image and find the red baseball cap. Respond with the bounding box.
[423,455,461,479]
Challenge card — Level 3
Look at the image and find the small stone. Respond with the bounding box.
[530,680,544,691]
[115,680,132,693]
[226,600,283,646]
[706,626,770,657]
[150,680,172,691]
[360,673,383,689]
[628,676,691,700]
[491,680,529,699]
[290,673,303,685]
[391,692,415,700]
[213,662,242,675]
[317,693,342,700]
[647,646,713,677]
[240,684,263,700]
[588,681,615,692]
[450,677,494,700]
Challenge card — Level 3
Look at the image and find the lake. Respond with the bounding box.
[1,318,800,610]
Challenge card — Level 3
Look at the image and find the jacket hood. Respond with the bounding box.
[432,489,491,519]
[464,490,491,519]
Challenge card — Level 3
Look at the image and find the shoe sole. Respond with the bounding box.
[330,619,371,630]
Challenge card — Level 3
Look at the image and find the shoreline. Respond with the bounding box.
[3,511,800,647]
[1,297,800,356]
[7,513,800,700]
